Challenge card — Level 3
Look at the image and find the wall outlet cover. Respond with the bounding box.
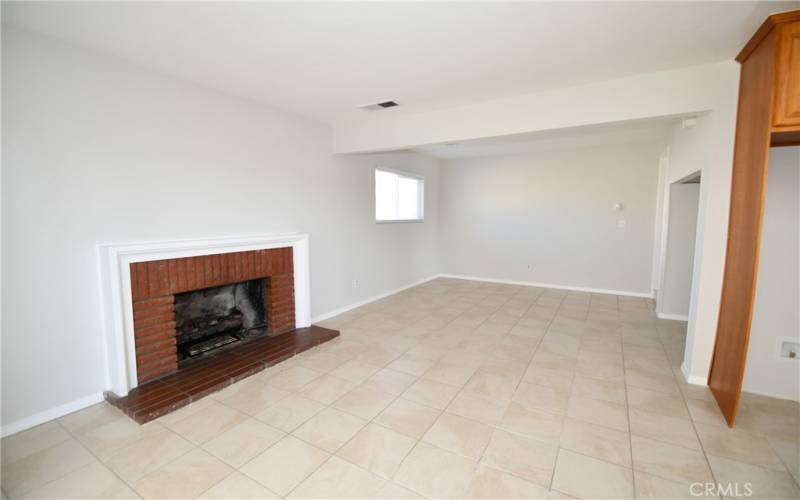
[777,337,799,360]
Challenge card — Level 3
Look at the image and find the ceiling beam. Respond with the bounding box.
[333,61,738,154]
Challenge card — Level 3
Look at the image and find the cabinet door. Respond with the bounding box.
[773,22,800,129]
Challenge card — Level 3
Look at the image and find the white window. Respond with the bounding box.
[375,168,424,222]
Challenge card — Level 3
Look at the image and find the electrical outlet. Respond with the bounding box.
[779,339,799,360]
[353,279,359,288]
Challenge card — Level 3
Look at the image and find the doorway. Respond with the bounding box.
[657,172,701,322]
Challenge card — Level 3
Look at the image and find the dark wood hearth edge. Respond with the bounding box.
[105,325,339,424]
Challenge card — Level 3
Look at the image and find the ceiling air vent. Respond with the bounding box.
[359,100,399,111]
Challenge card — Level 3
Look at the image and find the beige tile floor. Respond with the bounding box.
[2,278,799,499]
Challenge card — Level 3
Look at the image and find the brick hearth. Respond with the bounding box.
[106,325,339,423]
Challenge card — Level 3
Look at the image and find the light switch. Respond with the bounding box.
[617,220,626,228]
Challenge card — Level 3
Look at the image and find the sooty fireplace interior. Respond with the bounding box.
[174,279,267,362]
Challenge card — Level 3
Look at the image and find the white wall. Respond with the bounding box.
[1,27,441,431]
[743,147,800,401]
[659,182,700,319]
[439,142,662,295]
[663,104,740,386]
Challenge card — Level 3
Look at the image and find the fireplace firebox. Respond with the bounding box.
[175,279,267,362]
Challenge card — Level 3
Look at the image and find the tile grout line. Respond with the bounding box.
[617,293,639,498]
[8,429,141,499]
[359,285,546,495]
[277,317,478,500]
[243,341,414,498]
[360,293,503,497]
[660,325,725,500]
[53,417,150,499]
[192,467,242,499]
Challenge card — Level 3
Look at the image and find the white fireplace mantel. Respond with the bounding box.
[97,233,311,396]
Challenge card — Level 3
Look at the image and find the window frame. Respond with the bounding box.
[374,167,425,224]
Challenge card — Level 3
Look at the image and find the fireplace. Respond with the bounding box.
[129,247,296,383]
[175,279,267,362]
[99,234,342,423]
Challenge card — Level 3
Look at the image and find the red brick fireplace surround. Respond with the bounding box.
[131,247,296,384]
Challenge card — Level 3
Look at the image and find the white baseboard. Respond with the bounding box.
[741,386,800,403]
[311,274,440,323]
[2,392,105,437]
[681,362,707,386]
[657,312,689,321]
[438,273,654,298]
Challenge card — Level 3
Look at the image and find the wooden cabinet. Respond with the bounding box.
[773,21,800,129]
[708,10,800,427]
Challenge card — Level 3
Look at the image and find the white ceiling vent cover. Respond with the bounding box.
[359,100,399,111]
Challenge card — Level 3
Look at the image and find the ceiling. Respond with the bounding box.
[3,2,797,126]
[414,117,678,159]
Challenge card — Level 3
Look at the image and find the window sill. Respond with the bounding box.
[376,219,425,224]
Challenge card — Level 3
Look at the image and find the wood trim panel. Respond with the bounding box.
[736,10,800,62]
[707,29,777,427]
